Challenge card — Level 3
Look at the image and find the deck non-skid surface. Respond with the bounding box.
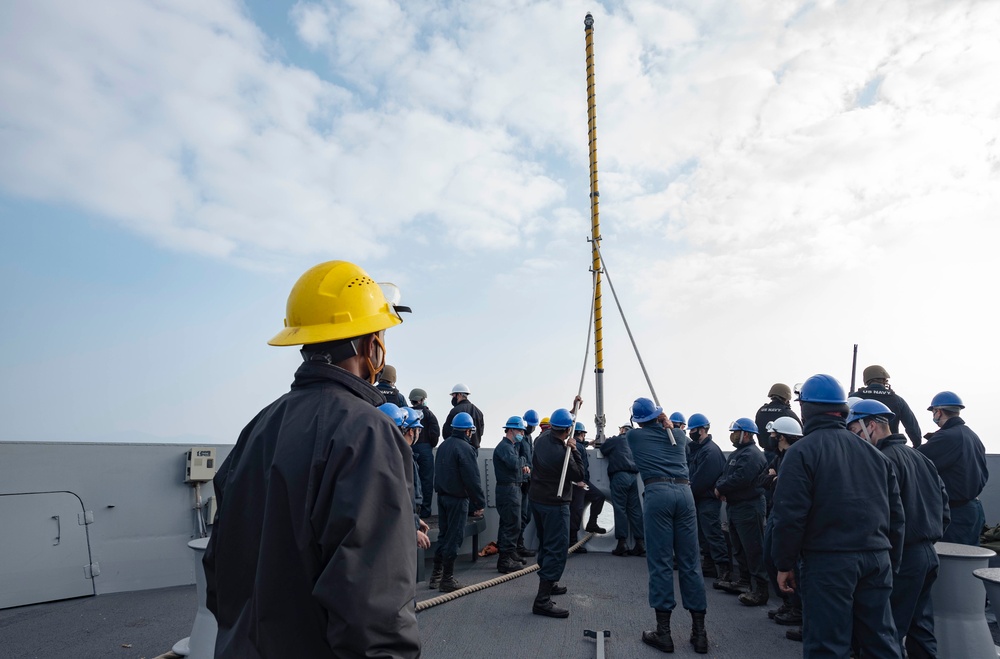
[417,550,804,658]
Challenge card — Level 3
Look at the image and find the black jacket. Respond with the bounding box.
[917,417,988,504]
[715,440,767,503]
[412,402,441,448]
[436,430,486,510]
[755,400,801,454]
[851,384,922,447]
[375,381,407,408]
[204,361,420,659]
[877,434,950,546]
[442,399,486,449]
[771,413,904,573]
[529,430,585,506]
[688,434,726,501]
[518,430,535,483]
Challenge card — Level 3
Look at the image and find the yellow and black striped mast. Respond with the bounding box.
[584,13,606,442]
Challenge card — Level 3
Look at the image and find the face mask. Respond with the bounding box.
[451,395,460,407]
[363,333,386,385]
[729,432,742,448]
[932,411,944,428]
[689,429,701,441]
[514,433,524,442]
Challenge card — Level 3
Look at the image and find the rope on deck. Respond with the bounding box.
[415,533,594,612]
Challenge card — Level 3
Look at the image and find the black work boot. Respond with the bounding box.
[585,518,608,534]
[516,533,536,557]
[629,538,646,557]
[738,580,769,607]
[786,628,802,642]
[690,610,708,654]
[497,552,520,574]
[428,558,443,589]
[774,606,802,625]
[641,609,674,652]
[532,579,569,618]
[551,582,567,595]
[718,575,750,595]
[711,568,733,590]
[438,559,462,593]
[511,550,528,565]
[768,600,791,619]
[701,560,717,577]
[612,538,630,556]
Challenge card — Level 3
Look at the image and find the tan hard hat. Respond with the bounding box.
[768,383,792,401]
[863,365,890,384]
[381,365,397,383]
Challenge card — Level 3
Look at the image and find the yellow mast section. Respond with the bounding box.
[584,13,605,440]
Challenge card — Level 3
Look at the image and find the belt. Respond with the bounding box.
[950,498,975,507]
[643,477,689,485]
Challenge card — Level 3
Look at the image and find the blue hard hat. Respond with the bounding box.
[797,374,847,404]
[574,421,587,433]
[451,412,475,430]
[928,391,964,410]
[847,399,895,425]
[549,408,575,429]
[669,412,687,425]
[378,403,405,427]
[523,409,540,426]
[631,397,663,424]
[504,415,526,430]
[687,413,710,430]
[402,407,424,430]
[728,417,759,434]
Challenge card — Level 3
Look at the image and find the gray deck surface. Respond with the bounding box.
[418,550,803,658]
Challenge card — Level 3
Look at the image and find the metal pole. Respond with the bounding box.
[584,13,606,444]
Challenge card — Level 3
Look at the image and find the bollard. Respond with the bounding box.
[172,537,219,658]
[932,541,996,659]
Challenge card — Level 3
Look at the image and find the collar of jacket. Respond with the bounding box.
[290,360,386,406]
[803,412,847,434]
[876,433,907,450]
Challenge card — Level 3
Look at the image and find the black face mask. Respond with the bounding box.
[451,395,460,407]
[689,429,702,441]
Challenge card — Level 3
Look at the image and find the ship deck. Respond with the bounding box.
[5,545,1000,659]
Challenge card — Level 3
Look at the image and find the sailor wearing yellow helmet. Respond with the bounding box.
[203,260,420,659]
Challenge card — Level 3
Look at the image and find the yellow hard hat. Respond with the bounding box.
[540,416,551,426]
[268,261,403,346]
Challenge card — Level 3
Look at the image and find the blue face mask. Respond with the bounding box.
[514,433,524,442]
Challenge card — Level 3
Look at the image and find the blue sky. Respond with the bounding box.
[1,0,998,449]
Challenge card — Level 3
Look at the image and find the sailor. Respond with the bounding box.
[382,404,433,550]
[408,387,440,519]
[917,391,987,546]
[517,409,540,558]
[669,412,687,431]
[713,418,769,606]
[848,399,949,659]
[432,411,485,592]
[203,260,420,659]
[850,365,922,447]
[627,398,709,654]
[375,364,408,407]
[686,413,730,582]
[598,423,645,557]
[442,383,486,449]
[569,422,607,553]
[539,416,551,433]
[754,383,800,471]
[758,417,803,628]
[771,374,904,658]
[494,416,530,573]
[528,405,586,618]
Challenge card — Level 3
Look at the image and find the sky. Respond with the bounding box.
[1,0,998,451]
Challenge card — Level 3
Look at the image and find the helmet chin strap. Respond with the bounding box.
[860,420,873,444]
[354,333,386,384]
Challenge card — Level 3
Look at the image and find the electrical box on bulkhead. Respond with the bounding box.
[185,447,216,483]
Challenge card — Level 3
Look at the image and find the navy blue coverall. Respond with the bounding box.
[493,436,527,554]
[599,432,644,541]
[529,430,585,583]
[569,438,606,544]
[917,416,988,546]
[771,413,905,659]
[628,424,707,614]
[411,402,439,518]
[518,429,534,540]
[851,383,922,447]
[435,430,485,563]
[876,433,950,658]
[715,438,768,590]
[688,433,729,570]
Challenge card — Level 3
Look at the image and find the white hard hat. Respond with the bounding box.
[765,416,803,437]
[451,383,471,395]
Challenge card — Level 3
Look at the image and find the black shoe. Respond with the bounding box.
[612,539,630,556]
[438,575,463,592]
[586,522,608,534]
[690,610,708,654]
[516,545,536,557]
[497,553,520,574]
[629,539,647,557]
[551,582,567,595]
[768,602,791,620]
[718,578,749,595]
[712,570,733,591]
[511,550,528,565]
[701,562,717,577]
[774,607,802,625]
[532,580,569,618]
[428,561,443,589]
[786,628,802,642]
[574,546,588,554]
